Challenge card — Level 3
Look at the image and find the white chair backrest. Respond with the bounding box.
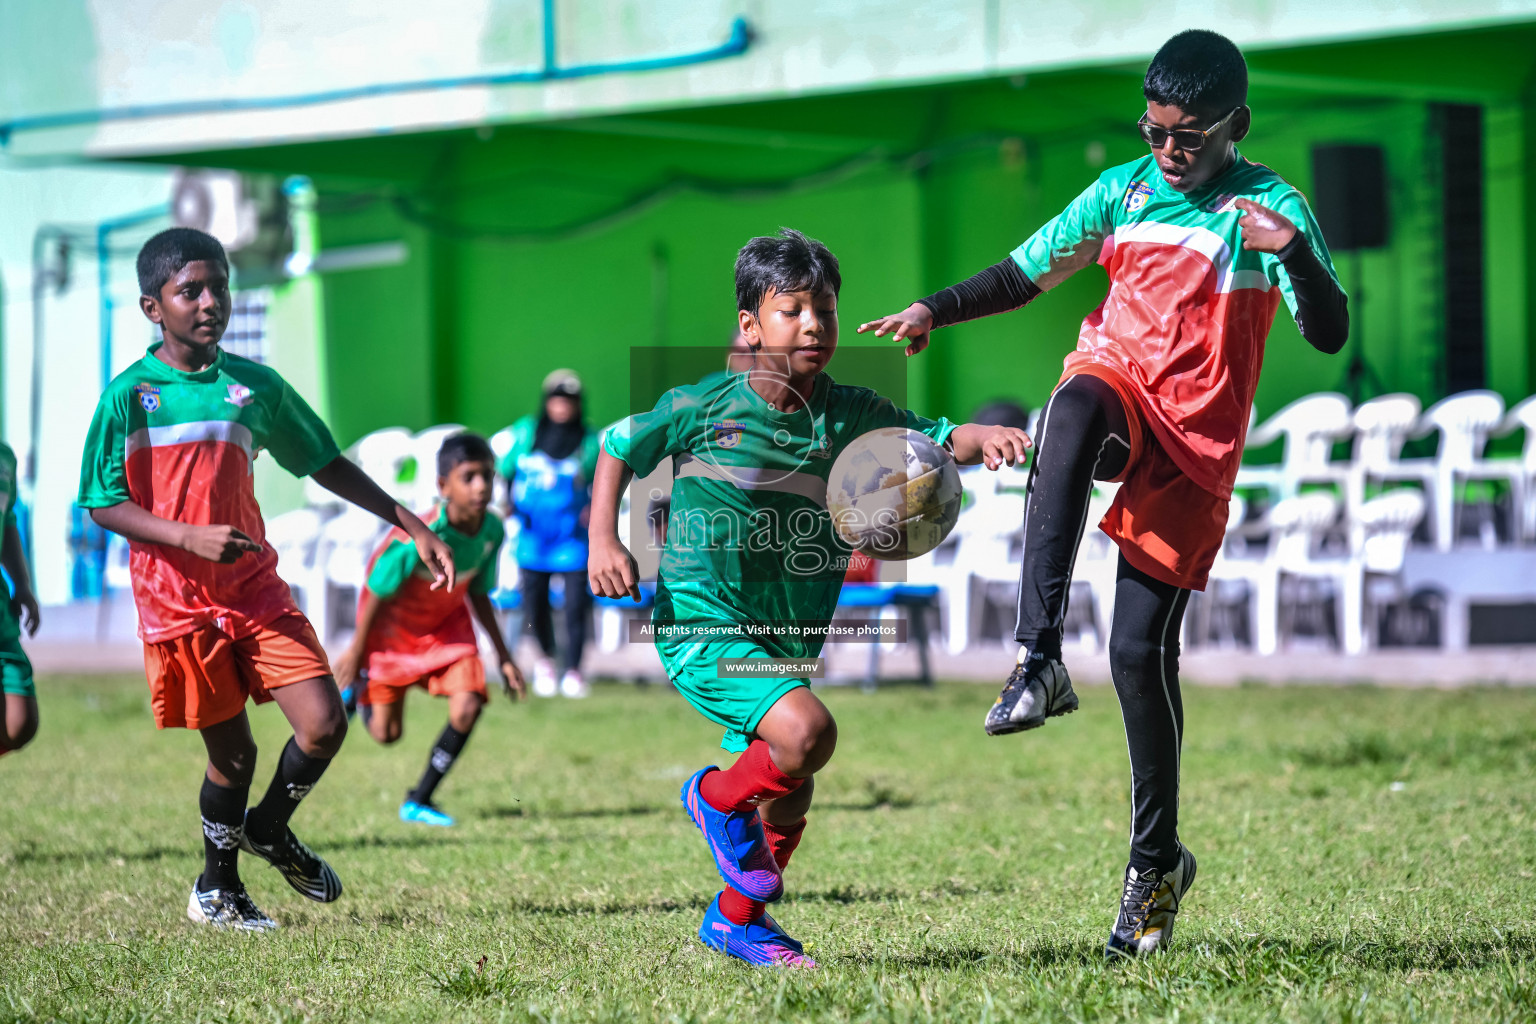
[1420,390,1505,468]
[1351,393,1422,468]
[353,427,415,501]
[1248,392,1352,474]
[266,508,324,551]
[1500,395,1536,468]
[490,426,515,464]
[1224,493,1248,534]
[1268,492,1339,570]
[1354,490,1426,573]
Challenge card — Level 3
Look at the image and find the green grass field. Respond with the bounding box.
[2,675,1533,1023]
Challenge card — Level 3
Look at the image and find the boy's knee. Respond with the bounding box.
[1108,632,1163,678]
[211,740,258,788]
[773,711,837,777]
[449,700,483,734]
[301,711,348,757]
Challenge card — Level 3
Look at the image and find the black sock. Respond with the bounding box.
[245,737,331,843]
[199,776,248,891]
[1018,633,1063,663]
[408,724,469,807]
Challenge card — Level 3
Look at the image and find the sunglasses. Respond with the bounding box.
[1137,107,1240,152]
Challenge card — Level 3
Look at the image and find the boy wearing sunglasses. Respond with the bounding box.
[860,29,1347,957]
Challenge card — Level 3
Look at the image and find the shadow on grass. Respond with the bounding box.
[480,804,664,821]
[837,940,1104,970]
[4,842,185,866]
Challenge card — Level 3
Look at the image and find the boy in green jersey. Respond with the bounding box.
[0,440,41,757]
[78,228,457,930]
[590,228,1030,966]
[335,432,524,828]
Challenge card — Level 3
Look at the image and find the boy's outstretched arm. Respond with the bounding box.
[588,449,641,602]
[2,518,39,637]
[90,502,263,563]
[309,456,455,591]
[946,422,1033,470]
[858,260,1042,357]
[469,591,525,699]
[332,588,383,690]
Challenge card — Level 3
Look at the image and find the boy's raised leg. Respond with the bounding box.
[241,675,346,903]
[988,376,1130,735]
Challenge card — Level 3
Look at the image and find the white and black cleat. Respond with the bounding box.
[186,881,278,931]
[984,649,1078,735]
[1105,844,1197,958]
[240,823,343,903]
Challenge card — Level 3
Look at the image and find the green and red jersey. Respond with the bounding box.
[1012,152,1341,499]
[0,441,20,647]
[76,344,340,643]
[359,505,503,681]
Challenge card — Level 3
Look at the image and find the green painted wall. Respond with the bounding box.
[171,24,1536,452]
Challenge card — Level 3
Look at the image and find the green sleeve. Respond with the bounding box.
[851,389,957,449]
[496,417,536,480]
[265,381,342,478]
[1266,190,1344,320]
[77,391,133,508]
[472,521,505,596]
[366,536,418,600]
[601,387,698,478]
[1010,173,1116,291]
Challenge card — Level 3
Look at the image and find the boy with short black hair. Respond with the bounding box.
[335,431,524,827]
[0,439,40,757]
[861,30,1347,956]
[78,227,457,930]
[590,228,1030,966]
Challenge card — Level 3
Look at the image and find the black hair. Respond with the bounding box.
[437,431,496,477]
[136,227,230,298]
[734,228,841,314]
[1143,30,1248,117]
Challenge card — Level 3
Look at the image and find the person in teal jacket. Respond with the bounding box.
[498,370,602,698]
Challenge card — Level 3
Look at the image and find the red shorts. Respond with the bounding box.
[1067,365,1230,592]
[143,611,333,730]
[357,655,487,707]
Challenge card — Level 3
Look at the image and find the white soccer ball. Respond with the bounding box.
[827,427,963,560]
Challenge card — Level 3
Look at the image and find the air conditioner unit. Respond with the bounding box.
[171,169,292,282]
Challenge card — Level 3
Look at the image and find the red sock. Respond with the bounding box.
[762,817,806,871]
[699,740,803,812]
[719,886,765,925]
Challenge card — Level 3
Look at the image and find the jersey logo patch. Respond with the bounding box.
[711,420,746,449]
[1125,181,1154,212]
[225,384,254,408]
[1206,193,1239,214]
[134,384,160,413]
[806,436,833,459]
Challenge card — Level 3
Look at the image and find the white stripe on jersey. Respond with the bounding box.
[674,453,828,508]
[1112,221,1273,294]
[125,420,256,472]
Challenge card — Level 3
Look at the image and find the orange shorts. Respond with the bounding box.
[357,655,487,707]
[1067,365,1229,592]
[143,611,333,730]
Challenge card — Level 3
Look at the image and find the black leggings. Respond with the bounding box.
[1014,374,1191,872]
[518,570,592,675]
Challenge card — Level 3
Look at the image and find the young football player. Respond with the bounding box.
[334,431,524,827]
[0,439,40,757]
[859,30,1348,957]
[77,228,456,931]
[589,228,1030,967]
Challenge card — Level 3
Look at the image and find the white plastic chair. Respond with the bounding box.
[1235,393,1353,501]
[1418,391,1521,551]
[313,508,390,645]
[1351,490,1427,648]
[1495,395,1536,543]
[1347,394,1434,524]
[353,427,416,504]
[1208,492,1340,656]
[267,508,326,618]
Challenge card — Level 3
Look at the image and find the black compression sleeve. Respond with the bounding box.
[916,259,1041,329]
[1277,233,1349,355]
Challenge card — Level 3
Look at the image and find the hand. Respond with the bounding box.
[857,302,934,356]
[179,524,262,563]
[408,525,456,591]
[978,426,1032,471]
[1234,198,1297,253]
[589,535,641,602]
[332,644,363,689]
[499,659,526,700]
[10,587,39,637]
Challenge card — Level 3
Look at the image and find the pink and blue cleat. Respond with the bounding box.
[680,768,783,902]
[698,892,816,967]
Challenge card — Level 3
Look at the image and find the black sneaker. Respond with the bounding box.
[983,649,1078,735]
[186,880,278,931]
[240,822,343,903]
[1105,845,1197,958]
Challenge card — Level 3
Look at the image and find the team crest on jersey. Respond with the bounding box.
[806,435,833,459]
[1205,193,1239,214]
[711,420,746,449]
[225,384,254,408]
[134,384,161,412]
[1124,181,1154,212]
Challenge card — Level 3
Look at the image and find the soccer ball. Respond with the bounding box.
[827,427,963,560]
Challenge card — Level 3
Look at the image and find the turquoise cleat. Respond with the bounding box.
[399,800,454,827]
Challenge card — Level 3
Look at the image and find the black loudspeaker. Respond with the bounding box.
[1309,144,1388,251]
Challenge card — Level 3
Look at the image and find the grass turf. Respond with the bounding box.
[2,674,1533,1023]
